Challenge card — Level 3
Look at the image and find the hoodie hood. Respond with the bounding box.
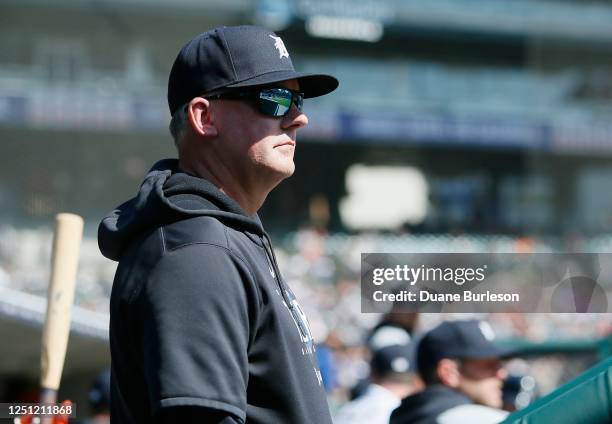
[391,385,471,424]
[98,158,264,261]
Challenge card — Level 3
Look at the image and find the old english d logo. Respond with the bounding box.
[290,298,314,345]
[269,35,289,59]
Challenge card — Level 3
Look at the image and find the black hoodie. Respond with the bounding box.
[98,159,332,424]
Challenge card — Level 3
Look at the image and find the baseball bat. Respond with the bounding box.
[39,213,84,422]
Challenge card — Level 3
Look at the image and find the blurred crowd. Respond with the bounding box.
[278,227,611,417]
[0,224,611,418]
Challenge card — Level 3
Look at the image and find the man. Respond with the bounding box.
[390,320,510,424]
[334,344,422,424]
[367,311,418,352]
[98,25,338,423]
[84,368,110,424]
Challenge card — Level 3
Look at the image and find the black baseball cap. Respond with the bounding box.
[370,344,416,377]
[417,320,513,374]
[168,25,339,115]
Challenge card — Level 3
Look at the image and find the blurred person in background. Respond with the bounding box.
[98,25,338,423]
[334,344,422,424]
[501,375,526,413]
[83,368,110,424]
[391,320,510,424]
[367,311,418,351]
[353,308,418,398]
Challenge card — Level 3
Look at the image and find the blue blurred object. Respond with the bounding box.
[316,343,338,392]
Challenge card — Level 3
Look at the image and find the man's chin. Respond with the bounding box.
[266,163,295,185]
[470,390,503,409]
[280,166,295,179]
[482,395,503,409]
[277,159,295,178]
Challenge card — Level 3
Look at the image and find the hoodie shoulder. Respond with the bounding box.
[98,159,264,262]
[161,215,230,252]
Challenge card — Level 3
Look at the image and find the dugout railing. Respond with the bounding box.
[500,338,612,424]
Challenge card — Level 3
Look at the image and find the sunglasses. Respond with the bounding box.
[207,87,304,117]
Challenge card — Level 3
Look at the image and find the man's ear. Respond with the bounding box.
[437,359,461,388]
[187,97,218,137]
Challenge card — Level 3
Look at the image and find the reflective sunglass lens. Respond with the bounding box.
[295,94,303,112]
[259,89,292,116]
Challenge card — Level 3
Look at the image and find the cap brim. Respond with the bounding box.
[456,344,517,360]
[225,70,339,98]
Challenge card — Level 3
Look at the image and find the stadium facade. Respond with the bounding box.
[1,0,612,235]
[1,0,612,414]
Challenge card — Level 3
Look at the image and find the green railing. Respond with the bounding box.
[497,337,612,360]
[501,355,612,424]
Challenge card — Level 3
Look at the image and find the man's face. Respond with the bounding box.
[456,358,506,408]
[211,79,308,190]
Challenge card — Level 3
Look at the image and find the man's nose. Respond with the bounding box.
[282,105,308,129]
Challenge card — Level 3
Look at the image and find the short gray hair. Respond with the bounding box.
[169,102,189,146]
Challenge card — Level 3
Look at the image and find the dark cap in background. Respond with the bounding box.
[167,25,339,114]
[370,344,415,378]
[417,320,513,375]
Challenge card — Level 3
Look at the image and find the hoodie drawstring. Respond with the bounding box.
[261,233,295,311]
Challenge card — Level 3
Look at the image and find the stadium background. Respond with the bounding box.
[0,0,611,420]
